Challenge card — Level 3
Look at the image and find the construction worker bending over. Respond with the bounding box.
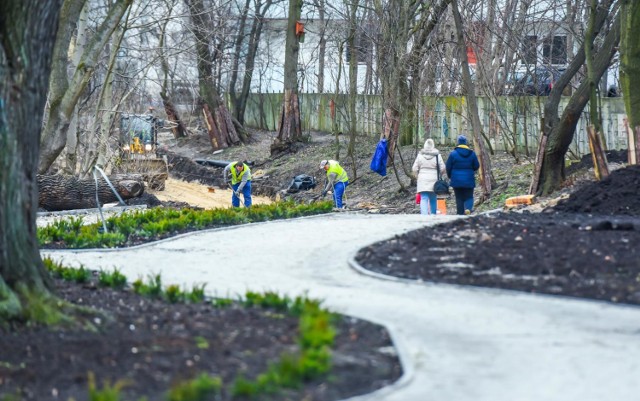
[320,159,349,208]
[224,161,252,207]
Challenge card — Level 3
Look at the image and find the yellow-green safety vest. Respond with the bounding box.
[326,161,348,183]
[230,162,251,185]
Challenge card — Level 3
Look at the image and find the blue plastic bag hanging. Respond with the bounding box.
[370,138,388,176]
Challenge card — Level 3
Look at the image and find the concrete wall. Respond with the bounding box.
[241,93,628,157]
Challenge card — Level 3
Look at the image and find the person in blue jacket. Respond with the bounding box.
[445,135,480,215]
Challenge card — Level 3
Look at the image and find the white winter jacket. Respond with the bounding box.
[412,149,446,193]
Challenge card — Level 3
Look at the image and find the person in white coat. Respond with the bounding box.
[412,138,447,215]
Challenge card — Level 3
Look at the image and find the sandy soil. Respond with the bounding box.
[148,177,272,209]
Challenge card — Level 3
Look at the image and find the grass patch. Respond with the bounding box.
[38,201,333,249]
[167,373,222,401]
[230,291,336,398]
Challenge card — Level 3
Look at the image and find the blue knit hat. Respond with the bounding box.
[457,135,468,145]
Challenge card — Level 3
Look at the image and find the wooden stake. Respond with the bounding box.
[623,117,636,165]
[587,125,609,180]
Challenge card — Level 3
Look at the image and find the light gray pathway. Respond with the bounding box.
[42,213,640,401]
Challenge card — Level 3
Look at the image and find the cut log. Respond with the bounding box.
[38,174,145,211]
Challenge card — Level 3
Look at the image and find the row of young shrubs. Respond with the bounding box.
[38,201,334,249]
[43,258,336,401]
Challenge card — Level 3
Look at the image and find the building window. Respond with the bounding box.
[523,35,537,65]
[543,35,567,65]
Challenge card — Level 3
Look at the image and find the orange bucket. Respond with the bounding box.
[437,199,447,215]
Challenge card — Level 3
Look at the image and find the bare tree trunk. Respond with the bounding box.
[38,0,133,174]
[64,1,89,174]
[585,0,603,135]
[531,0,614,194]
[271,0,303,155]
[620,0,640,130]
[228,0,252,122]
[186,0,242,151]
[315,0,326,93]
[333,43,344,160]
[346,0,359,180]
[452,0,493,199]
[235,0,274,126]
[159,0,188,139]
[0,0,63,321]
[535,10,620,195]
[80,9,131,177]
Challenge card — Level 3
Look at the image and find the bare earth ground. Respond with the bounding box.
[162,129,541,214]
[355,165,640,306]
[0,278,400,401]
[148,178,272,210]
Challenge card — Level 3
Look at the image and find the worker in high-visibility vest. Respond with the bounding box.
[320,159,349,208]
[224,161,252,207]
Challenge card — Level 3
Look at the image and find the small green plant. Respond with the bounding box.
[186,284,206,303]
[43,257,90,283]
[230,375,258,398]
[167,373,222,401]
[165,284,184,303]
[194,336,209,350]
[39,201,333,249]
[98,268,127,289]
[87,372,129,401]
[1,392,23,401]
[230,292,336,396]
[133,274,163,298]
[212,298,233,308]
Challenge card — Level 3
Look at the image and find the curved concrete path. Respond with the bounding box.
[43,213,640,401]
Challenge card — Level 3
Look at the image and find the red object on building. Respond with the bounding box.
[295,21,305,36]
[467,46,477,64]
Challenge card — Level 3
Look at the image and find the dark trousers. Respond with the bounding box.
[453,187,474,215]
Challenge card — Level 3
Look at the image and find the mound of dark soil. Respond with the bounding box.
[565,149,628,176]
[356,212,640,305]
[125,193,197,210]
[552,165,640,216]
[160,150,226,187]
[0,278,400,401]
[125,192,163,207]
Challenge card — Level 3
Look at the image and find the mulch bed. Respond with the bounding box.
[0,278,400,401]
[356,165,640,306]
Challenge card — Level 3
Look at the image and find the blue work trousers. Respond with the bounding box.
[419,191,437,215]
[232,181,252,207]
[333,181,348,208]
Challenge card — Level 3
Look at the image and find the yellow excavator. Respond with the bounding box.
[114,112,168,190]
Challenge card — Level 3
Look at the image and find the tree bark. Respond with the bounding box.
[271,0,303,155]
[38,175,145,211]
[532,0,617,195]
[159,0,188,139]
[536,11,620,195]
[186,0,242,151]
[375,0,451,164]
[452,0,493,200]
[346,0,359,180]
[620,0,640,129]
[0,0,63,320]
[38,0,133,174]
[235,0,273,126]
